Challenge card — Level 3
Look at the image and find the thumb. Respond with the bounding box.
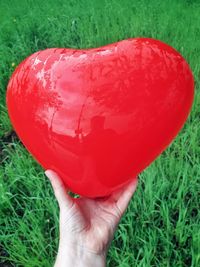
[110,177,138,216]
[45,169,74,210]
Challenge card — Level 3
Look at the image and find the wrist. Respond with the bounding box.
[54,242,107,267]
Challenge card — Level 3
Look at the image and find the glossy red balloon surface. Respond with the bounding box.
[6,38,194,197]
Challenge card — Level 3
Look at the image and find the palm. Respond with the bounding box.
[60,196,122,253]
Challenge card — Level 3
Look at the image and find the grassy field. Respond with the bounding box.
[0,0,200,266]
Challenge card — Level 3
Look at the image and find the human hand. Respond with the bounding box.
[45,170,138,267]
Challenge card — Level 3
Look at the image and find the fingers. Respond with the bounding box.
[111,177,138,216]
[45,169,74,210]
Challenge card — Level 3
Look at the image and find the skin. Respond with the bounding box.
[45,170,138,267]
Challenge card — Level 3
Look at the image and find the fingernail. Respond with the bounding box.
[45,170,52,179]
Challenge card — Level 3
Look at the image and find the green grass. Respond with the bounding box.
[0,0,200,266]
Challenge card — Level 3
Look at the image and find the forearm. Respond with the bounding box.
[54,243,107,267]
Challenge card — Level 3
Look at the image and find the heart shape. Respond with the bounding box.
[6,38,194,197]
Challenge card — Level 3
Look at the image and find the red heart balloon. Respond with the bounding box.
[6,38,194,197]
